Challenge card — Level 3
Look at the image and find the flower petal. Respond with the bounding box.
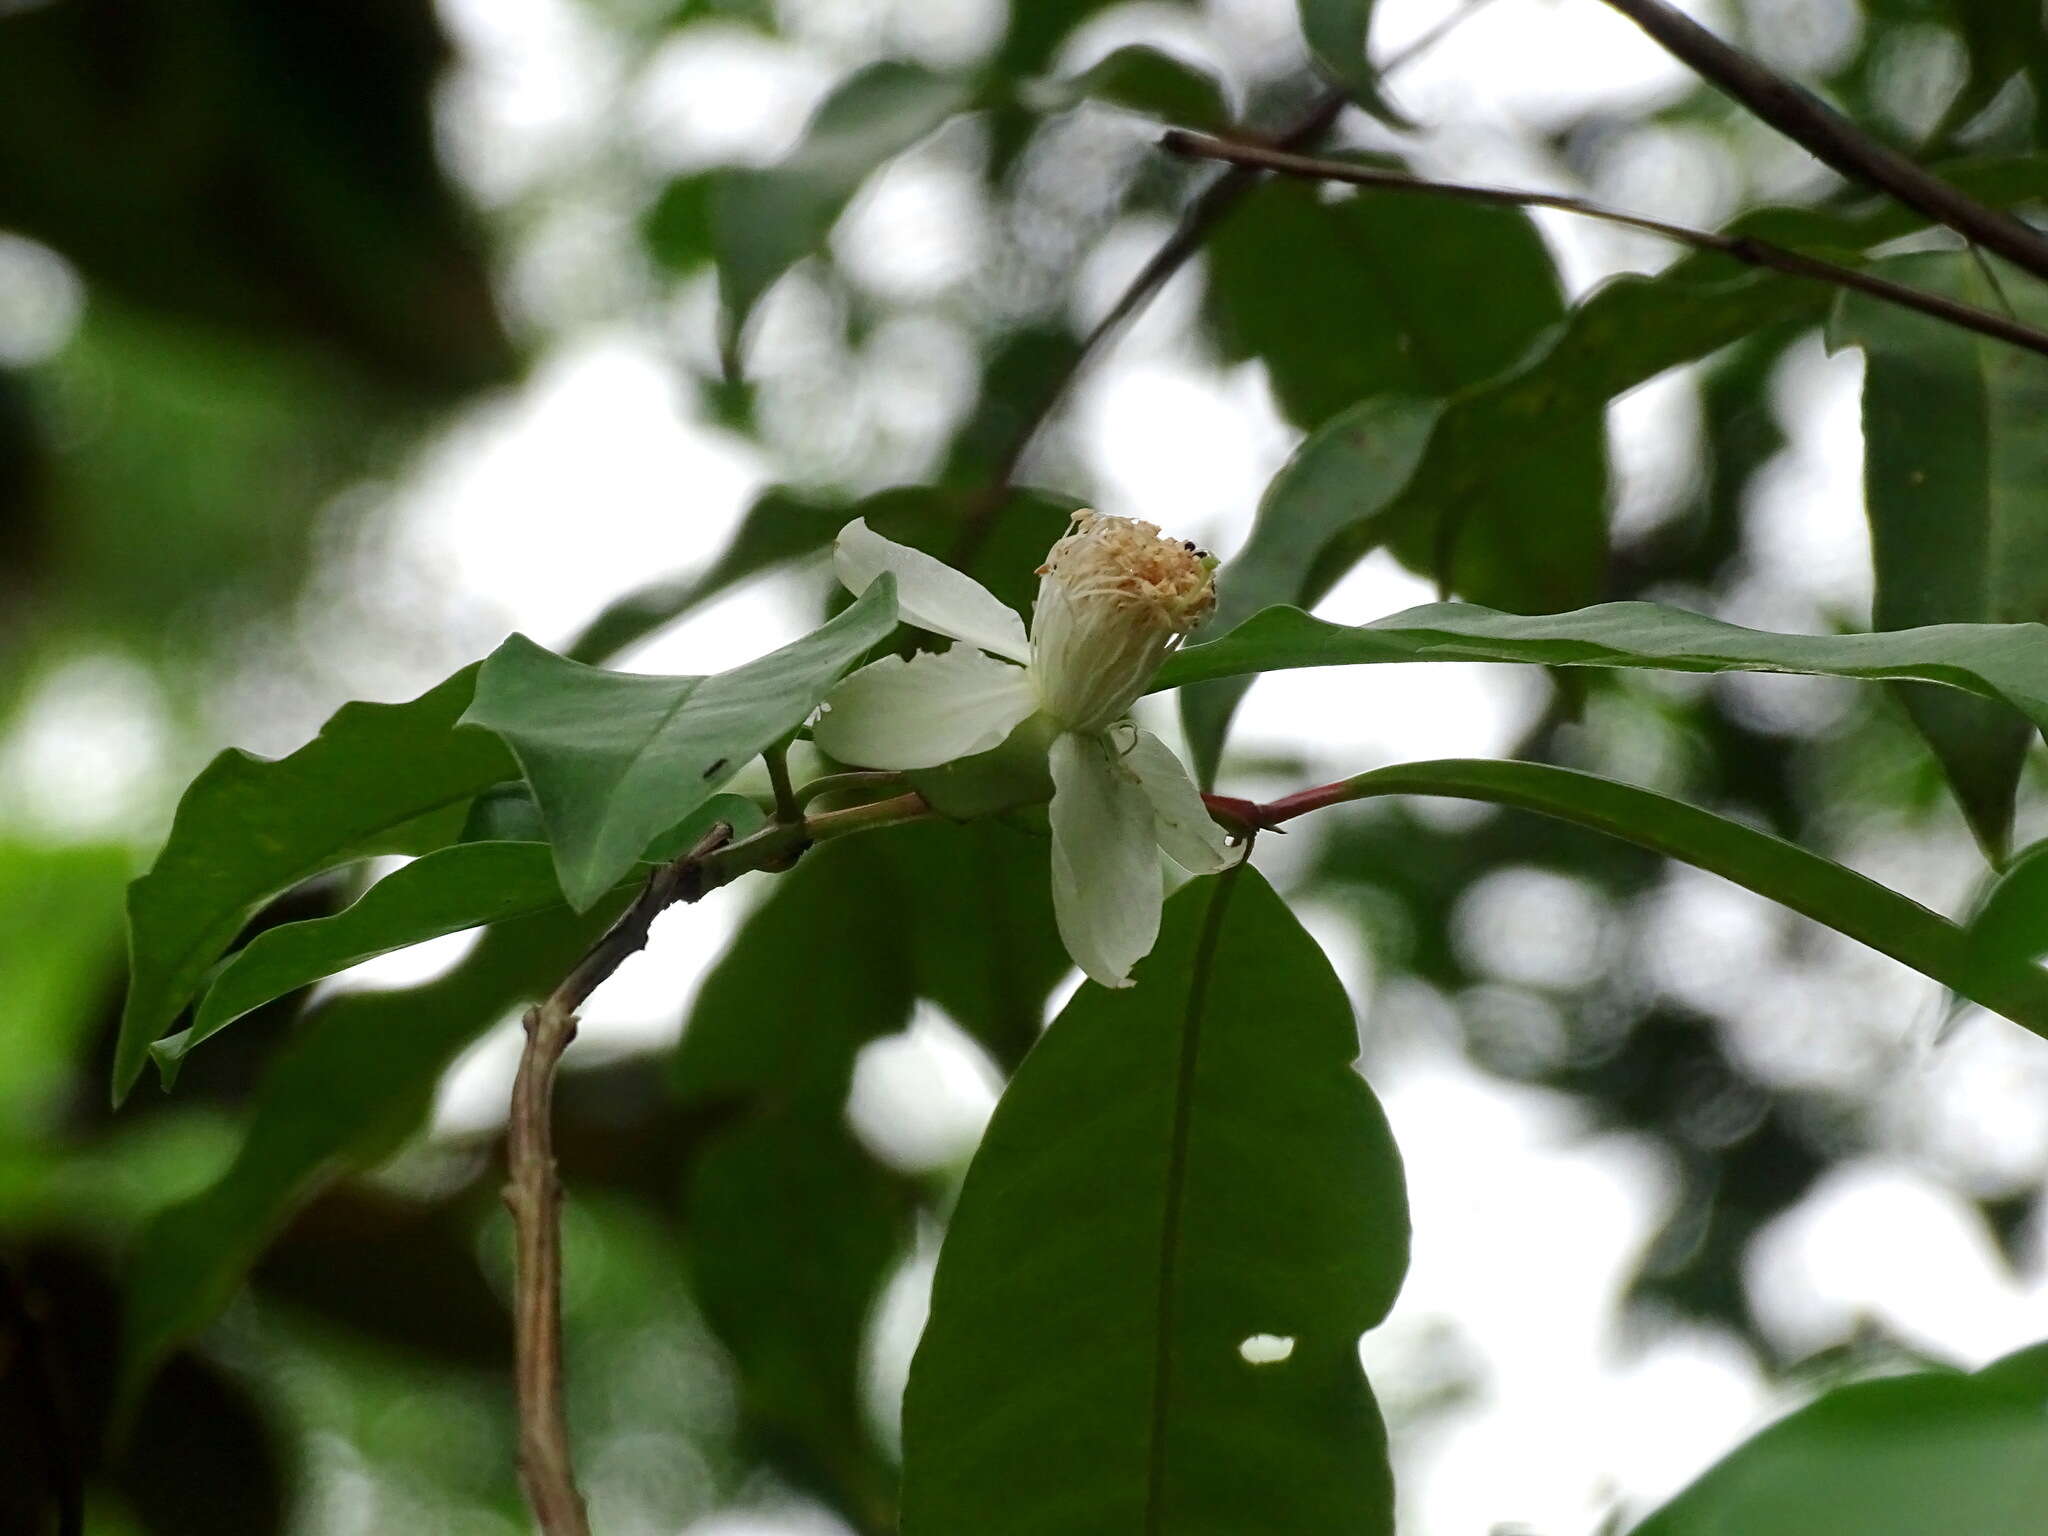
[1125,727,1240,874]
[835,519,1032,663]
[814,649,1038,770]
[1048,731,1162,988]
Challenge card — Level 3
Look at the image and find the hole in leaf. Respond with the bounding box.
[1238,1334,1295,1365]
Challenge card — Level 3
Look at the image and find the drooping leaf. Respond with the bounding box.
[114,665,510,1102]
[1829,250,2048,860]
[1207,175,1567,430]
[463,577,897,911]
[1290,155,2048,617]
[153,795,767,1078]
[1183,396,1439,783]
[1631,1343,2048,1534]
[1157,599,2048,738]
[1246,757,2048,1037]
[119,897,627,1411]
[900,867,1408,1535]
[672,840,917,1526]
[1024,45,1233,129]
[1297,0,1414,127]
[713,61,970,363]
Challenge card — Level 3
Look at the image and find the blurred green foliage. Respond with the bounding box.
[7,0,2048,1532]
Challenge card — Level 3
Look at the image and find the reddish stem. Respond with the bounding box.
[1202,781,1358,834]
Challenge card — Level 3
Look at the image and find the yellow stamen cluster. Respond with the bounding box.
[1037,511,1218,633]
[1028,510,1219,733]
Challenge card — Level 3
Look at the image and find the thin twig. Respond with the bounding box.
[1591,0,2048,284]
[948,0,1498,569]
[1161,132,2048,362]
[505,791,933,1534]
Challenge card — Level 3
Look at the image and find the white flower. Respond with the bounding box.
[814,512,1242,988]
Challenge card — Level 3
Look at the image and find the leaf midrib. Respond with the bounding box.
[1142,863,1247,1535]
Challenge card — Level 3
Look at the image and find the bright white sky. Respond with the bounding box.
[6,0,2048,1531]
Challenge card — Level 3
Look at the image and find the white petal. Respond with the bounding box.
[1125,727,1240,874]
[1048,731,1163,988]
[835,519,1032,663]
[814,649,1038,770]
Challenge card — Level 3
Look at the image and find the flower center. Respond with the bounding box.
[1028,511,1218,733]
[1036,511,1217,632]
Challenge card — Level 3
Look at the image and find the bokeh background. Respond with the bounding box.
[6,0,2048,1531]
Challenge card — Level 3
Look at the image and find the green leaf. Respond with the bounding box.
[876,818,1068,1069]
[462,576,897,911]
[640,171,714,275]
[1632,1344,2048,1534]
[1024,45,1233,129]
[114,665,511,1103]
[1289,155,2048,619]
[1250,757,2048,1037]
[1157,599,2048,737]
[900,867,1408,1535]
[713,61,970,363]
[1207,176,1567,430]
[673,840,916,1525]
[120,897,628,1413]
[1297,0,1414,128]
[152,795,767,1079]
[1948,837,2048,1030]
[0,839,127,1120]
[1183,396,1440,784]
[1830,250,2048,860]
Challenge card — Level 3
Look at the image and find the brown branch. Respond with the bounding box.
[1591,0,2048,284]
[504,791,932,1534]
[1161,132,2048,363]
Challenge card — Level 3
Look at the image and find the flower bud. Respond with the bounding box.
[1028,511,1217,733]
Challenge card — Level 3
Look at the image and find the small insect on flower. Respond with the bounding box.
[815,512,1241,988]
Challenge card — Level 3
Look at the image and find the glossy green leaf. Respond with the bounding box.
[1830,250,2048,860]
[1297,0,1413,127]
[114,665,510,1103]
[713,61,970,363]
[673,840,916,1525]
[1207,175,1567,430]
[120,897,627,1411]
[1183,396,1440,784]
[1258,757,2048,1037]
[152,795,767,1078]
[901,867,1408,1535]
[1157,599,2048,737]
[1632,1344,2048,1534]
[462,576,897,911]
[1025,45,1232,129]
